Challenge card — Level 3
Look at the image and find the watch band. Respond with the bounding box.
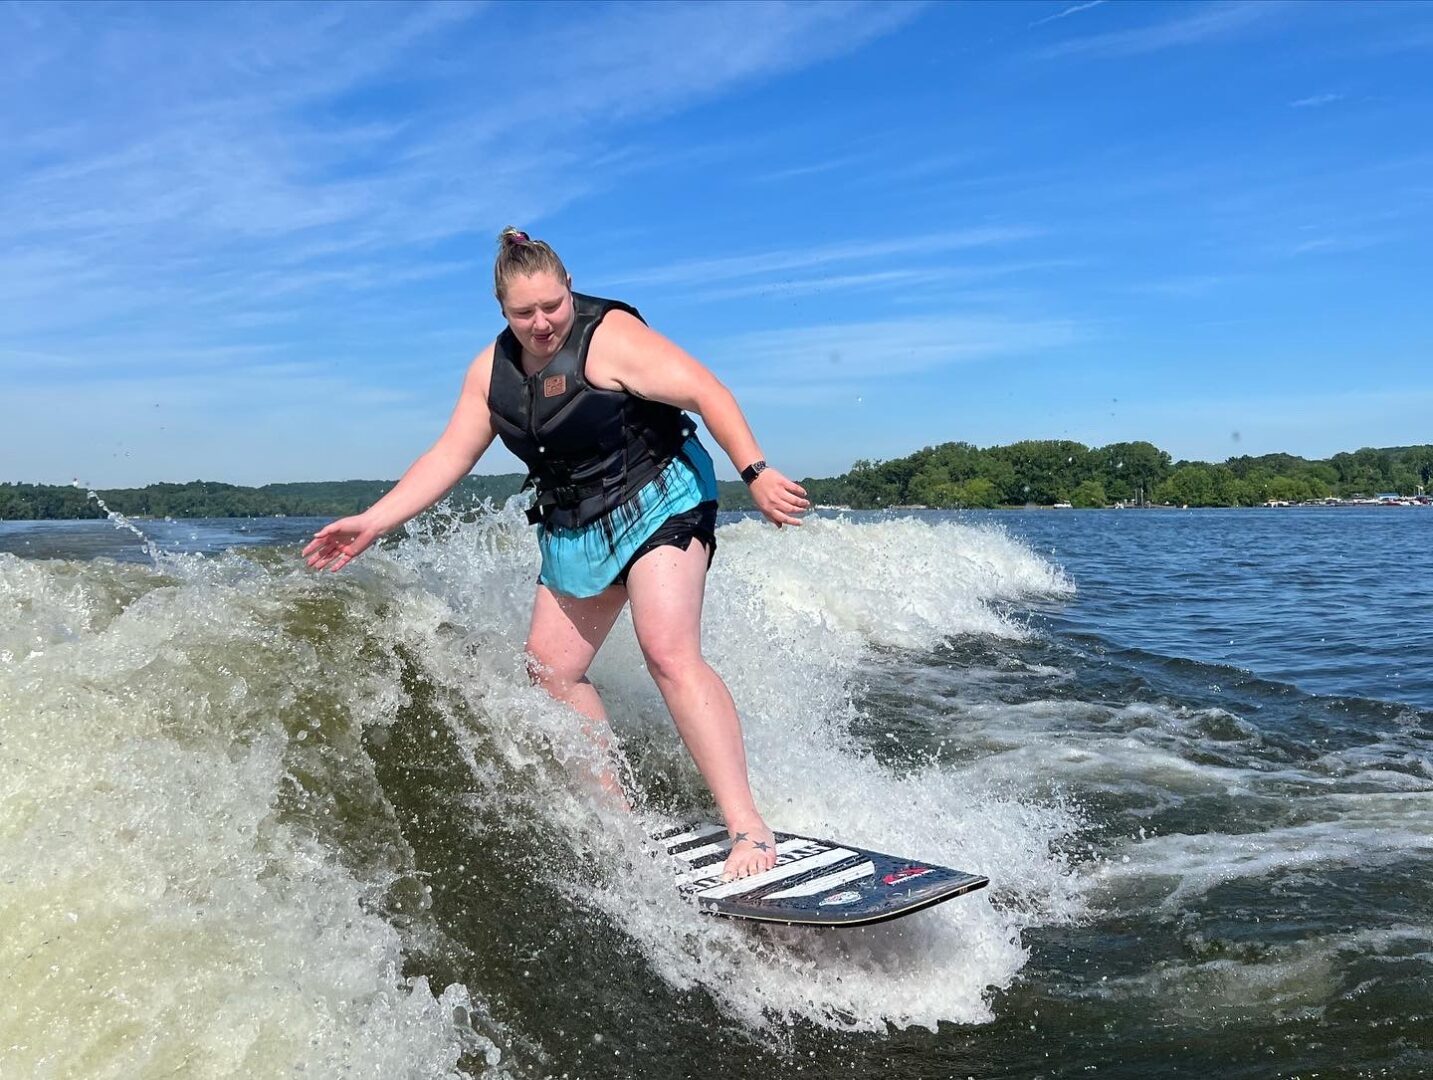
[740,460,768,485]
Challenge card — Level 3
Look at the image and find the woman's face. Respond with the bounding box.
[501,271,574,362]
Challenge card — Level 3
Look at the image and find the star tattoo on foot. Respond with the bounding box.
[730,832,772,852]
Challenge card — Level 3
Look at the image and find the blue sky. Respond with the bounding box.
[4,0,1431,488]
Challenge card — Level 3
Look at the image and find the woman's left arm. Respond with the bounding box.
[593,311,809,527]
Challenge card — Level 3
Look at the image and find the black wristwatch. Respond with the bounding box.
[740,460,768,485]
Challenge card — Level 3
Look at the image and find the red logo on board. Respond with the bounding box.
[882,866,935,886]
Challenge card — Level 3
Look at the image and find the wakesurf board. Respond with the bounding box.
[654,822,987,927]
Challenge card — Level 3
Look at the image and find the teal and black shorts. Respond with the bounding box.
[536,435,720,598]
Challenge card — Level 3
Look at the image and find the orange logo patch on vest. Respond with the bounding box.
[543,375,567,398]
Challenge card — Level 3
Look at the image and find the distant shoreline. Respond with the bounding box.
[3,502,1429,528]
[3,437,1429,520]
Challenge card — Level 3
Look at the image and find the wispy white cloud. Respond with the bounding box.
[508,2,921,126]
[709,314,1077,392]
[1287,233,1390,256]
[1125,274,1236,298]
[1031,1,1279,60]
[688,258,1085,304]
[1,2,917,265]
[5,1,1424,486]
[1029,1,1108,30]
[597,227,1040,290]
[847,150,984,188]
[0,1,922,485]
[692,270,932,303]
[750,153,873,184]
[1290,92,1346,108]
[2,3,918,254]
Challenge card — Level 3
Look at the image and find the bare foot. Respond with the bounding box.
[586,758,632,814]
[721,819,777,881]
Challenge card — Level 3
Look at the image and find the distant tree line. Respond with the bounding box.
[4,442,1430,519]
[795,441,1433,509]
[0,474,759,521]
[0,475,528,521]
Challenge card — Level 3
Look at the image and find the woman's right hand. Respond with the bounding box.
[750,468,810,527]
[302,515,384,572]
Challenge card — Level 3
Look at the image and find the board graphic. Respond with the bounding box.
[654,822,988,927]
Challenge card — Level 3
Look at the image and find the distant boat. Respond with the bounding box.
[1052,502,1073,509]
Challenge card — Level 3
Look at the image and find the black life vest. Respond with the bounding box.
[487,293,694,529]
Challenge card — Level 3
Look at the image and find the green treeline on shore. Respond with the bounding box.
[0,475,528,522]
[3,441,1431,520]
[0,473,760,521]
[799,441,1433,509]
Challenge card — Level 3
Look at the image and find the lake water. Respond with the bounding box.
[2,505,1429,1078]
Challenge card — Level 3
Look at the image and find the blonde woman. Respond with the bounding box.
[305,229,808,879]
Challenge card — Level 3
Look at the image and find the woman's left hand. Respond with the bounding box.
[750,469,809,527]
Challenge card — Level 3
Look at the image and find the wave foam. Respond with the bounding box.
[379,504,1086,1032]
[0,555,494,1077]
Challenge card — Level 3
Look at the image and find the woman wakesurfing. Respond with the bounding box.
[303,228,809,880]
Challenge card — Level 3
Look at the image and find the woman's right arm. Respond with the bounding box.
[304,348,498,571]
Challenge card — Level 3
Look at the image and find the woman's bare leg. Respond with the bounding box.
[624,539,776,880]
[525,583,629,797]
